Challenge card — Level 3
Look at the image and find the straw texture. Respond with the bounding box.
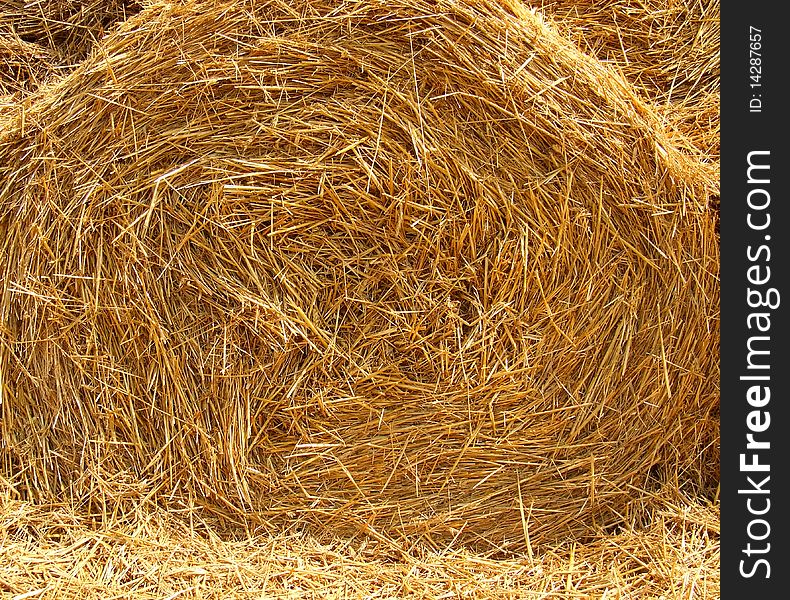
[541,0,720,167]
[1,0,718,554]
[0,0,141,62]
[0,34,53,98]
[0,495,720,598]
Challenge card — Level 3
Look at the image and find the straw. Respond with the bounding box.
[0,1,142,62]
[0,494,720,598]
[0,0,719,554]
[539,0,720,169]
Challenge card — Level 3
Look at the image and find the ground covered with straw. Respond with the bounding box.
[1,0,718,596]
[0,493,718,599]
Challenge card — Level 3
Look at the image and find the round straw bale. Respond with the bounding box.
[0,0,719,551]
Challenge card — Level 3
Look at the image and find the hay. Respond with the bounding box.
[0,0,719,553]
[0,1,142,63]
[0,495,719,598]
[1,1,139,115]
[0,34,54,98]
[539,0,720,167]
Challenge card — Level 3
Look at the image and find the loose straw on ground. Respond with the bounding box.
[0,494,719,599]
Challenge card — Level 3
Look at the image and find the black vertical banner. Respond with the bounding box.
[721,1,787,596]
